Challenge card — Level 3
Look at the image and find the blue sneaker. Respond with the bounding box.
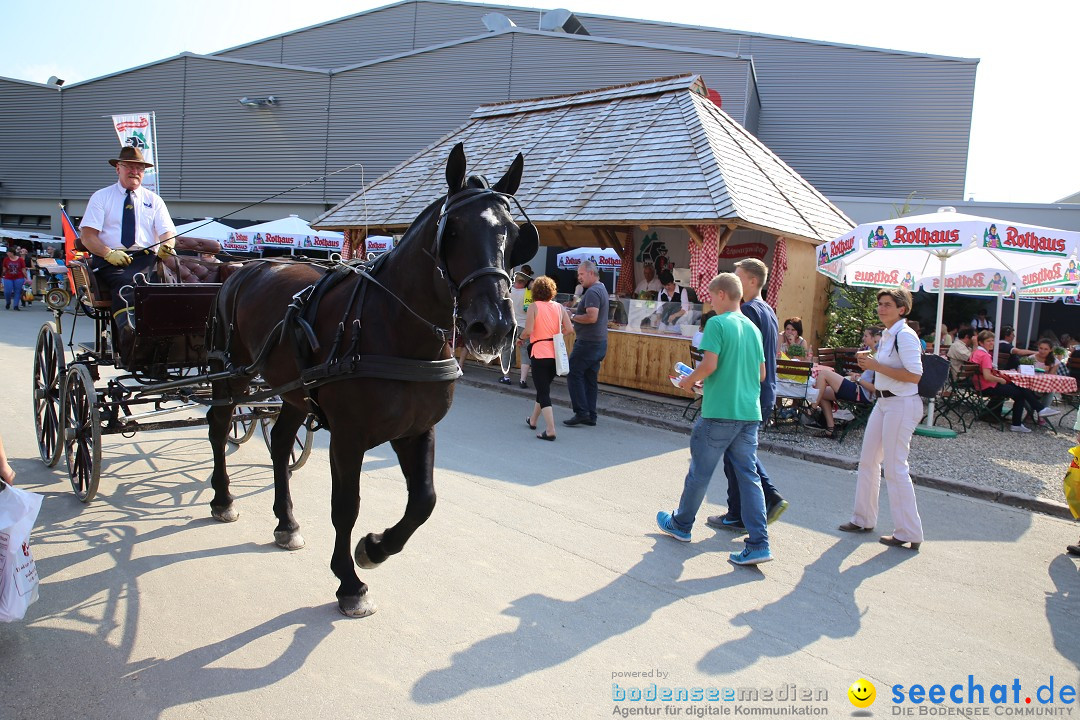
[729,546,773,565]
[656,511,691,542]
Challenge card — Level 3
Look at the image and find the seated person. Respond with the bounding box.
[634,263,662,297]
[808,365,875,439]
[971,330,1057,432]
[906,320,928,352]
[691,310,717,350]
[1033,337,1065,405]
[948,328,976,378]
[778,317,810,358]
[808,325,880,438]
[859,325,882,352]
[997,325,1035,371]
[78,146,176,357]
[656,271,692,329]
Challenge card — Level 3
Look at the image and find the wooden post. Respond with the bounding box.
[592,228,609,249]
[603,228,624,255]
[685,225,703,247]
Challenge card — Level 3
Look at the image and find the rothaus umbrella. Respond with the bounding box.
[817,207,1080,426]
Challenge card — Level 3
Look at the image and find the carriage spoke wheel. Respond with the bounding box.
[227,406,257,445]
[33,322,66,467]
[260,413,314,472]
[63,365,101,503]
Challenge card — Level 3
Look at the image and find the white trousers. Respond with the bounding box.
[851,394,924,543]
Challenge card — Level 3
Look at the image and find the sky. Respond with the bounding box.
[3,0,1077,205]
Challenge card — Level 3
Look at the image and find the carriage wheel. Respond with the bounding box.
[260,414,314,472]
[63,364,101,503]
[227,406,257,446]
[33,322,66,467]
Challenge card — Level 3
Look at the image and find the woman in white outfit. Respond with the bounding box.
[838,287,924,550]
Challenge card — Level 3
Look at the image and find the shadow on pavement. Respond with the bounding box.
[411,536,763,703]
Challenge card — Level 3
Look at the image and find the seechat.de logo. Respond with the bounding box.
[849,678,877,709]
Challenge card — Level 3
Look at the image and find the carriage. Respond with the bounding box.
[31,145,537,615]
[31,233,314,503]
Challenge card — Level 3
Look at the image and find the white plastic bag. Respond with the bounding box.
[553,333,570,376]
[0,482,42,622]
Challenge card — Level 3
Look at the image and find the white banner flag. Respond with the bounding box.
[111,112,159,194]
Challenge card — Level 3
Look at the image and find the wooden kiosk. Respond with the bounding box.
[315,75,853,398]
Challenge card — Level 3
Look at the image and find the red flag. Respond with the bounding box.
[60,206,79,291]
[60,206,79,263]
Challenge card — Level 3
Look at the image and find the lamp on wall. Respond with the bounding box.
[237,96,278,107]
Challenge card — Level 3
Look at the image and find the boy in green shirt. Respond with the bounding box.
[656,273,773,565]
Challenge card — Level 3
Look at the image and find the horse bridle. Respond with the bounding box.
[426,185,538,301]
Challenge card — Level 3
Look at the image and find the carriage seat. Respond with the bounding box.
[158,236,242,284]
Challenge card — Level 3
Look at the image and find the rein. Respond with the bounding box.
[168,185,525,407]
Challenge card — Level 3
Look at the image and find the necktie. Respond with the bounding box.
[121,189,136,248]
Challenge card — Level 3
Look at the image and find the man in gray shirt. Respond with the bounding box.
[565,260,609,426]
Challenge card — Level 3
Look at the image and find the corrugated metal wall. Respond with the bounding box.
[325,33,751,200]
[217,1,543,69]
[60,60,187,200]
[0,80,61,198]
[325,34,515,202]
[574,14,977,199]
[505,34,750,125]
[179,57,330,202]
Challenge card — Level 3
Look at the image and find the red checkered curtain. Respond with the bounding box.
[617,230,635,296]
[341,229,358,260]
[766,236,788,309]
[690,225,719,304]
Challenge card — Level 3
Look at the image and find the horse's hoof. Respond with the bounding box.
[211,505,239,523]
[338,594,377,618]
[354,534,382,569]
[274,530,305,551]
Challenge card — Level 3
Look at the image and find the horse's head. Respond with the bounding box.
[434,143,539,361]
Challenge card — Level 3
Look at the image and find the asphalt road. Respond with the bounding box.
[1,303,1077,719]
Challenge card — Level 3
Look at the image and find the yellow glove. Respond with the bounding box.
[104,249,132,267]
[156,243,176,260]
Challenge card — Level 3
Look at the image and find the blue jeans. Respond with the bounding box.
[567,339,606,420]
[673,417,768,550]
[3,277,25,307]
[722,420,782,521]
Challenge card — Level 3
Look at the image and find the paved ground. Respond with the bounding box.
[1,303,1078,719]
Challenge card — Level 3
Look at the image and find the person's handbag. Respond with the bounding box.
[553,333,570,376]
[22,287,33,303]
[918,353,950,399]
[0,481,42,622]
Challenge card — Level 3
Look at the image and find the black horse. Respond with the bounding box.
[205,144,537,616]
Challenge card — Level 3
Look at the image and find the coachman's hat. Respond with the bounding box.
[109,146,154,168]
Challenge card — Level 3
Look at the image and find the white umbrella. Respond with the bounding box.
[242,215,345,253]
[171,218,239,244]
[817,207,1080,427]
[555,246,621,271]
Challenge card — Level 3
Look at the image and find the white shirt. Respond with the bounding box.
[509,286,528,325]
[80,181,175,250]
[635,277,662,294]
[658,287,691,311]
[874,318,923,396]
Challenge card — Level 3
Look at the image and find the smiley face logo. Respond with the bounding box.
[848,678,876,708]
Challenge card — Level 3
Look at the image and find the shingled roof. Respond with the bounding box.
[315,74,853,244]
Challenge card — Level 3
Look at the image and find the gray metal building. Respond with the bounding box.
[0,0,978,234]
